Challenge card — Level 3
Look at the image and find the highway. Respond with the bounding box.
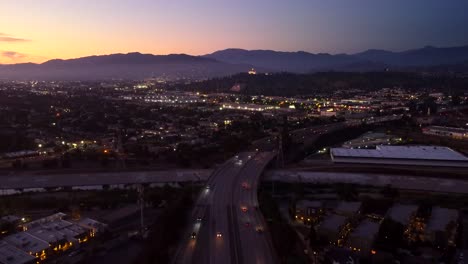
[173,152,277,264]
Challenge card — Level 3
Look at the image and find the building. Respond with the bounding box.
[3,232,49,260]
[342,132,400,149]
[330,145,468,167]
[320,108,337,117]
[295,200,323,223]
[317,214,347,245]
[334,202,362,217]
[346,220,380,254]
[1,213,105,262]
[0,241,35,264]
[424,207,459,248]
[77,218,107,235]
[385,204,418,226]
[248,68,257,75]
[422,126,468,141]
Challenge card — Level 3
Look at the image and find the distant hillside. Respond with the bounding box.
[2,44,468,80]
[354,45,468,67]
[204,49,358,73]
[0,52,253,80]
[205,45,468,73]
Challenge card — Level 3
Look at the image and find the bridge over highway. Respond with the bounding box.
[0,169,212,190]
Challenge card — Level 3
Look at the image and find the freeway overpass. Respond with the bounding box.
[0,169,212,190]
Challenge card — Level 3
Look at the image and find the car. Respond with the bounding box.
[241,206,248,212]
[191,232,197,239]
[216,232,222,238]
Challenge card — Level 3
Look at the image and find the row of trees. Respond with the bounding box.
[180,72,468,96]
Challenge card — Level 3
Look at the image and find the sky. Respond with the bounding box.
[1,0,468,64]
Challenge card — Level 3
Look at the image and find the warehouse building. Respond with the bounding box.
[330,145,468,167]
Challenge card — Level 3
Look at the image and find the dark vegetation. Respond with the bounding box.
[179,72,468,96]
[258,190,309,264]
[135,186,195,264]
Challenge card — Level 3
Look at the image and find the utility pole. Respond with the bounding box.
[277,134,284,169]
[137,184,145,235]
[272,134,285,196]
[116,130,126,169]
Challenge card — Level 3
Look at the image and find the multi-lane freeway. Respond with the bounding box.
[173,151,277,264]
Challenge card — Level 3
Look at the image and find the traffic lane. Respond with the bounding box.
[209,153,251,264]
[178,158,237,264]
[223,152,260,264]
[191,206,211,264]
[177,152,264,264]
[209,169,233,264]
[234,154,262,263]
[240,153,277,264]
[235,179,261,264]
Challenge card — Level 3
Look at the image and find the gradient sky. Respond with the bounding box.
[1,0,468,64]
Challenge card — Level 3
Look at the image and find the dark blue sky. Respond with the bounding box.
[1,0,468,63]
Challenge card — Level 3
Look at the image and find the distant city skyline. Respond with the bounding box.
[1,0,468,64]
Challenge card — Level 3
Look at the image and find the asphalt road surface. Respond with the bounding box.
[173,152,277,264]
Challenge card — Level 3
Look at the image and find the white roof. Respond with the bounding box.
[331,145,468,161]
[335,201,361,214]
[319,214,347,232]
[386,204,418,225]
[3,232,49,254]
[77,218,106,232]
[0,242,35,264]
[426,207,458,232]
[350,220,380,239]
[1,215,21,223]
[296,200,322,209]
[25,219,88,244]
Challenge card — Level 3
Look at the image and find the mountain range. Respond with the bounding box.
[1,45,468,80]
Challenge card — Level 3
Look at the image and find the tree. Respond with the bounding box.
[380,184,399,198]
[451,94,462,106]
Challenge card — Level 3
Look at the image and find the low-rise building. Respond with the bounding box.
[1,213,105,262]
[425,207,458,248]
[386,204,418,226]
[422,126,468,141]
[295,200,323,224]
[3,232,49,260]
[346,220,380,254]
[334,202,362,217]
[317,214,347,245]
[0,241,35,264]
